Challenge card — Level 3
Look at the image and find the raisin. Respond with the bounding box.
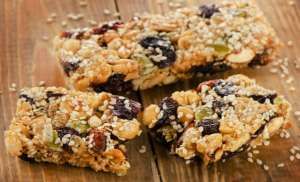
[196,79,219,92]
[56,127,80,139]
[19,153,35,163]
[19,94,35,105]
[199,4,220,19]
[46,91,65,102]
[112,97,141,120]
[248,53,269,67]
[92,21,123,35]
[92,74,133,94]
[250,93,277,104]
[139,36,176,68]
[61,61,80,77]
[190,62,230,75]
[89,129,107,153]
[197,119,220,136]
[212,100,226,117]
[213,80,235,97]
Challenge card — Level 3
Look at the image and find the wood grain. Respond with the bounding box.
[0,0,300,181]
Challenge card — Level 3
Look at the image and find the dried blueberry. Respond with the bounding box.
[92,74,133,94]
[19,94,35,105]
[92,21,123,35]
[250,93,277,104]
[199,4,220,19]
[212,100,226,117]
[139,36,176,68]
[61,61,80,77]
[112,97,141,120]
[213,80,235,97]
[89,129,107,153]
[197,119,220,136]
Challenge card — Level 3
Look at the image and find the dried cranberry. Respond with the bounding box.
[213,80,235,97]
[92,74,133,94]
[196,79,219,92]
[199,4,220,19]
[19,94,35,105]
[112,97,141,120]
[250,93,277,104]
[60,31,73,38]
[89,129,107,153]
[61,61,80,77]
[139,36,176,68]
[46,91,65,102]
[197,119,220,136]
[92,21,123,35]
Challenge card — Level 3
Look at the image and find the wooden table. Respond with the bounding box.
[1,0,300,181]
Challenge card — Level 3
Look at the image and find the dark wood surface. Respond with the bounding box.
[0,0,300,181]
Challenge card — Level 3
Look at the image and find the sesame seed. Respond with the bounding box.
[277,163,285,168]
[263,165,269,171]
[46,17,53,23]
[256,159,262,165]
[253,150,260,154]
[247,157,254,163]
[248,152,253,158]
[296,153,300,159]
[289,155,295,161]
[290,148,296,154]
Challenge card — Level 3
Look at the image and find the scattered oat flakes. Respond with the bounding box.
[139,145,146,153]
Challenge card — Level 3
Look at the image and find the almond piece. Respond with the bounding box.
[226,48,255,64]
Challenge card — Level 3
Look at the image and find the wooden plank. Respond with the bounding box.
[117,0,300,181]
[0,0,156,181]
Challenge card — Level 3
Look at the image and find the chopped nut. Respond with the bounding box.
[226,48,255,64]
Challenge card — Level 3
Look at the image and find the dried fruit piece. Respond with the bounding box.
[61,61,80,77]
[212,100,226,117]
[250,93,277,104]
[92,21,123,35]
[112,97,141,120]
[92,74,133,94]
[196,79,218,92]
[197,119,220,136]
[139,36,176,68]
[209,44,231,57]
[199,4,220,19]
[89,129,107,153]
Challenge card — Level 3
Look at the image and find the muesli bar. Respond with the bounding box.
[5,87,142,176]
[143,75,290,164]
[53,1,281,92]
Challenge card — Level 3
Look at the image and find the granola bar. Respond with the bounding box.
[53,1,280,92]
[143,75,290,164]
[4,87,142,176]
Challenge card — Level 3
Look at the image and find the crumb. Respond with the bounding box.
[185,160,191,165]
[256,159,263,165]
[289,87,295,91]
[38,81,46,86]
[253,150,260,154]
[287,41,293,47]
[290,155,295,161]
[296,153,300,159]
[103,9,111,15]
[50,13,57,18]
[61,21,67,27]
[88,20,97,26]
[46,17,54,23]
[247,157,254,163]
[138,145,146,153]
[277,163,285,168]
[79,1,88,7]
[42,36,49,41]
